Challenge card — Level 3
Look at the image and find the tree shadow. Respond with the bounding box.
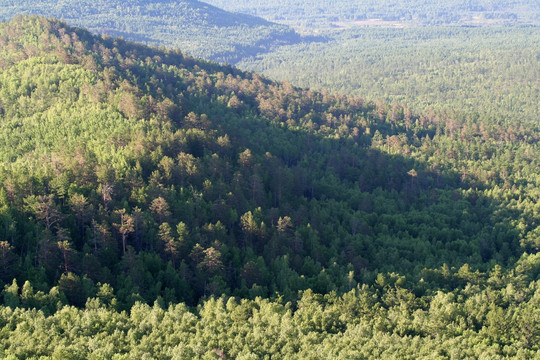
[176,61,529,289]
[97,33,530,300]
[1,18,533,305]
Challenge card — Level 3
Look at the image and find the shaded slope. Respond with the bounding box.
[0,16,537,308]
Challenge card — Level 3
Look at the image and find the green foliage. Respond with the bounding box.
[0,15,537,303]
[204,0,540,29]
[0,266,539,358]
[0,15,537,356]
[0,0,301,63]
[239,26,540,126]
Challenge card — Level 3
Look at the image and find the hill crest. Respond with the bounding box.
[0,0,301,62]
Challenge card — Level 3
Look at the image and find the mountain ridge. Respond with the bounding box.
[0,14,538,359]
[0,14,536,298]
[203,0,540,29]
[0,0,301,62]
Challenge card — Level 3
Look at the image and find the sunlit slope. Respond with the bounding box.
[0,0,300,62]
[203,0,540,29]
[0,15,538,359]
[0,16,537,306]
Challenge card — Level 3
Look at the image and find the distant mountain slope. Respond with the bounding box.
[0,0,300,62]
[203,0,540,29]
[238,26,540,125]
[197,0,540,126]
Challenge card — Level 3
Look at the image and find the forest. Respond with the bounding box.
[205,0,539,129]
[203,0,540,29]
[238,26,540,126]
[3,0,536,131]
[0,14,538,359]
[0,0,301,63]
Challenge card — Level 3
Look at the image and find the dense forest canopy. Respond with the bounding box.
[200,1,540,125]
[1,0,537,128]
[203,0,540,29]
[0,15,538,359]
[238,26,540,126]
[0,0,301,63]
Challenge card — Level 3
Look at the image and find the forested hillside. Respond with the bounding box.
[203,0,540,29]
[238,26,540,125]
[0,0,300,62]
[0,16,538,358]
[2,0,537,127]
[201,0,540,126]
